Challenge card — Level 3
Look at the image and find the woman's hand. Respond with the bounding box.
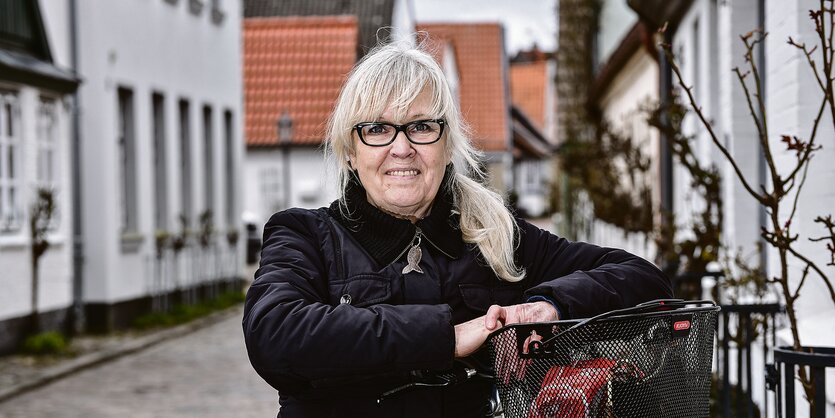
[486,302,557,385]
[454,315,492,358]
[454,301,559,358]
[484,301,559,331]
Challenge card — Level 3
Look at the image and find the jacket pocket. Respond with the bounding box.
[459,284,523,313]
[459,284,493,313]
[492,284,523,306]
[330,274,391,308]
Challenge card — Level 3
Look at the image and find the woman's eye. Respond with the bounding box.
[410,123,430,133]
[366,124,389,135]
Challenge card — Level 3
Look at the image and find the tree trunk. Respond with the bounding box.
[30,255,40,335]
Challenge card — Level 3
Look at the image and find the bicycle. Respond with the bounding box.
[379,299,719,417]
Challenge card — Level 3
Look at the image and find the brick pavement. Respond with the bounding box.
[0,306,278,418]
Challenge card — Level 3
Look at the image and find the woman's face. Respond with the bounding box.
[349,89,449,221]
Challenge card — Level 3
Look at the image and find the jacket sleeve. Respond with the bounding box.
[517,219,673,320]
[242,209,455,394]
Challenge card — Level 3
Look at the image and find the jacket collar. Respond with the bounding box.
[328,167,465,266]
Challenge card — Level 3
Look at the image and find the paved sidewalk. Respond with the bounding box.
[0,305,245,404]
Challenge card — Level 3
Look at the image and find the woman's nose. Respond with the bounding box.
[389,130,415,158]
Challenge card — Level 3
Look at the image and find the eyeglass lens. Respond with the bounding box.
[359,120,443,145]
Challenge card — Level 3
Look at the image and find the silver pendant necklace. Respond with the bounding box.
[402,233,424,274]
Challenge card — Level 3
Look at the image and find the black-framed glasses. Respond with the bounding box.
[353,119,446,147]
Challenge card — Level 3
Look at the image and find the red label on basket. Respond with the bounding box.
[674,320,691,331]
[671,314,693,339]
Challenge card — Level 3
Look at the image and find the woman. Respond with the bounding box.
[243,41,672,417]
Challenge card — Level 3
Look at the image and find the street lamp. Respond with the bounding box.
[277,111,293,210]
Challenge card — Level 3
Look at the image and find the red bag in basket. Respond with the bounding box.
[527,358,616,418]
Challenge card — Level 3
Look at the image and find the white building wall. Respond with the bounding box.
[766,0,835,337]
[0,89,74,321]
[75,0,243,305]
[673,0,835,415]
[766,4,835,415]
[594,48,659,262]
[765,1,835,414]
[675,0,765,266]
[0,2,75,322]
[676,3,775,413]
[243,147,338,234]
[716,0,763,270]
[675,2,712,249]
[391,0,416,45]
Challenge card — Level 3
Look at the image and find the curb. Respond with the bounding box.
[0,305,242,404]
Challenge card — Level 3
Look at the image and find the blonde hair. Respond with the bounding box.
[325,40,525,282]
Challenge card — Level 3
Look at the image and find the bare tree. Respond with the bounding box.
[660,1,835,407]
[29,188,56,334]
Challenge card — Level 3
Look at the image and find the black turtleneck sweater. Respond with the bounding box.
[327,170,465,267]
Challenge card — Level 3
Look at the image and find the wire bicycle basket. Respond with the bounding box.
[486,299,719,418]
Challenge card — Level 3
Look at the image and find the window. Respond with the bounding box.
[692,17,701,103]
[36,98,58,188]
[0,91,22,233]
[189,0,204,15]
[211,0,225,24]
[152,93,168,230]
[179,99,192,223]
[525,162,539,193]
[202,105,214,217]
[118,87,138,234]
[223,110,235,226]
[36,97,60,229]
[260,167,283,217]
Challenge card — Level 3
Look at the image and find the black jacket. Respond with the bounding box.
[243,180,672,417]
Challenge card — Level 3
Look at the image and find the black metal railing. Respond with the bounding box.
[717,303,784,418]
[768,346,835,418]
[145,243,242,312]
[673,271,785,418]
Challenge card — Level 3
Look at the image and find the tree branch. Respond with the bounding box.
[787,156,812,231]
[788,37,826,91]
[783,96,826,189]
[740,33,784,195]
[662,44,768,205]
[786,245,835,307]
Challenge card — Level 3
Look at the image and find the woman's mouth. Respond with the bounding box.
[387,169,420,177]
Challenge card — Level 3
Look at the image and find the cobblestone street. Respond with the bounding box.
[0,307,278,418]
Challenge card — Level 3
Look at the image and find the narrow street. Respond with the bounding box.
[0,307,278,418]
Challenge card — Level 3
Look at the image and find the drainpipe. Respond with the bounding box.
[756,0,768,279]
[659,28,674,254]
[69,0,85,334]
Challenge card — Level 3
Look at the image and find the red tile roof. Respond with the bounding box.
[417,23,510,152]
[510,60,547,130]
[244,16,358,146]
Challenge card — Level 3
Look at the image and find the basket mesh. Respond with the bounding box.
[487,307,718,418]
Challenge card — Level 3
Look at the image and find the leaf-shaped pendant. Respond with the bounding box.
[402,244,424,274]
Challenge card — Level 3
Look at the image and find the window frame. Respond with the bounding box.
[117,86,139,236]
[0,90,23,234]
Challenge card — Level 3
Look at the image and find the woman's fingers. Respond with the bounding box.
[485,305,506,330]
[487,302,558,329]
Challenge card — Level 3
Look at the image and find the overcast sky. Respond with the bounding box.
[412,0,558,55]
